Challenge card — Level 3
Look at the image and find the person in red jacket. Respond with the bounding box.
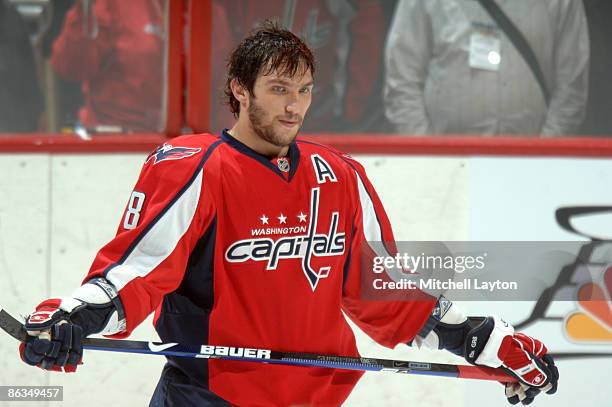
[51,0,165,132]
[21,22,558,406]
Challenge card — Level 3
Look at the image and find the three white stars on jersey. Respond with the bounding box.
[259,213,307,225]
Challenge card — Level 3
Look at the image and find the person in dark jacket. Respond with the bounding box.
[0,0,44,132]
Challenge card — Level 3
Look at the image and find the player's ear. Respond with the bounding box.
[230,79,249,109]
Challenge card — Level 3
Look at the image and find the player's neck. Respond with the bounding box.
[228,122,289,158]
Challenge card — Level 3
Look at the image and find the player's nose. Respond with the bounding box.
[285,99,299,115]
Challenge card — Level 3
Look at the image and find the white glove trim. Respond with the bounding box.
[58,297,85,313]
[474,315,514,367]
[70,280,126,335]
[413,302,467,350]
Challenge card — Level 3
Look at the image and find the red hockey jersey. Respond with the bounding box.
[84,131,436,406]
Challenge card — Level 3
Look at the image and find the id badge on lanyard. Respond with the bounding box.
[469,23,502,71]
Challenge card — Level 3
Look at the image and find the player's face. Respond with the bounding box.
[247,68,314,147]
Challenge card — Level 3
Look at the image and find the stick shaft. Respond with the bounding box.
[0,307,514,382]
[84,337,513,381]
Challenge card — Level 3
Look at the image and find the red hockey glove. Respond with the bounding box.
[19,278,126,373]
[413,301,559,405]
[20,298,85,372]
[464,317,559,405]
[499,333,559,405]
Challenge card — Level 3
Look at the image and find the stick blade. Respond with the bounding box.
[0,308,28,342]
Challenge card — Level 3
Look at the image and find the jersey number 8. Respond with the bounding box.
[123,191,146,230]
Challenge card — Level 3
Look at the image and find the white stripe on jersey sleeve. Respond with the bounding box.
[355,172,413,284]
[356,173,383,243]
[106,169,204,291]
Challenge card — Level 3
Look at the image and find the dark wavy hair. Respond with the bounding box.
[224,21,315,118]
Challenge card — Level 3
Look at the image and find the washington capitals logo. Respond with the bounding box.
[146,144,201,165]
[225,187,345,291]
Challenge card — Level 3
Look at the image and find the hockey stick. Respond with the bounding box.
[0,306,514,382]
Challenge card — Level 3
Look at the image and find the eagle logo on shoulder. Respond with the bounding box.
[146,144,202,165]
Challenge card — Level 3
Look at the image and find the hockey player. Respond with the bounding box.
[20,22,558,406]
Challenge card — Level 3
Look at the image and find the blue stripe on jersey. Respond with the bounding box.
[342,220,356,294]
[155,216,218,390]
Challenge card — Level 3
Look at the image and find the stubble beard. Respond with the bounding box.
[248,99,301,148]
